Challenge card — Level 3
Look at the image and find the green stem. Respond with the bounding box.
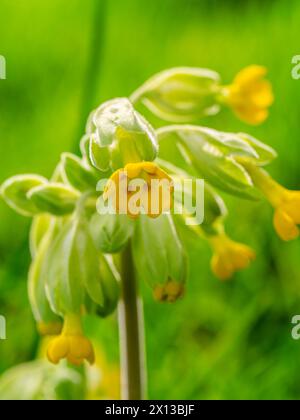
[118,242,147,400]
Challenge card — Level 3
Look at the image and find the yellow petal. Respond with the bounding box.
[234,106,269,125]
[47,336,69,364]
[274,208,299,241]
[282,194,300,224]
[248,80,274,108]
[211,254,234,281]
[125,163,142,179]
[231,246,256,270]
[234,65,267,87]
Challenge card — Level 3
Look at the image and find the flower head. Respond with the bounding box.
[103,162,173,219]
[47,314,95,366]
[224,65,274,125]
[210,233,256,280]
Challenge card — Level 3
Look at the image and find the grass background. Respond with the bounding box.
[0,0,300,400]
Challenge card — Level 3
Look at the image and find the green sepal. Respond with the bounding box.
[89,136,111,172]
[87,98,158,169]
[61,153,99,192]
[96,255,120,317]
[158,126,261,200]
[29,214,52,258]
[0,174,47,217]
[45,216,104,316]
[89,206,135,254]
[28,183,80,216]
[132,67,221,122]
[132,215,187,296]
[236,133,278,166]
[28,219,62,324]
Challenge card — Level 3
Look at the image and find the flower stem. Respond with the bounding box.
[118,242,147,400]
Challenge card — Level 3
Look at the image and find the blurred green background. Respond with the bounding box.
[1,0,300,400]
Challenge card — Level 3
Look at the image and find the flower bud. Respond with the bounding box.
[132,215,187,302]
[88,98,158,171]
[131,67,221,122]
[0,174,47,216]
[158,126,261,200]
[61,153,99,192]
[28,183,80,216]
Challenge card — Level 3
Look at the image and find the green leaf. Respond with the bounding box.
[0,174,47,216]
[90,206,134,254]
[28,183,80,216]
[61,153,99,192]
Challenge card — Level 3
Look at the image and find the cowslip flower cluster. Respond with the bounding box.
[1,65,297,369]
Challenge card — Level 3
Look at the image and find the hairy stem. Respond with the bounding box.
[118,242,147,400]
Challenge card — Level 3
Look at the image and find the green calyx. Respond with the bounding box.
[86,98,159,171]
[132,214,187,303]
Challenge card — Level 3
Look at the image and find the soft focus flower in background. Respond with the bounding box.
[222,65,274,125]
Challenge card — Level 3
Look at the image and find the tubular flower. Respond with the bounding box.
[209,233,256,280]
[273,192,300,241]
[103,162,173,219]
[38,322,63,336]
[223,65,274,125]
[47,314,95,366]
[245,165,300,241]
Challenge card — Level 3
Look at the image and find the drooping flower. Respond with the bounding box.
[47,314,95,366]
[273,191,300,241]
[103,162,173,219]
[209,233,256,280]
[223,65,274,125]
[242,164,300,241]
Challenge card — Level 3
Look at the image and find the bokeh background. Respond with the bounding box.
[0,0,300,400]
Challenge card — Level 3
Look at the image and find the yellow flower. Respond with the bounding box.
[47,314,95,366]
[223,65,274,125]
[103,162,173,219]
[209,233,256,280]
[273,191,300,241]
[37,321,62,336]
[242,164,300,241]
[153,280,185,303]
